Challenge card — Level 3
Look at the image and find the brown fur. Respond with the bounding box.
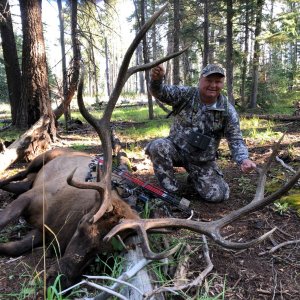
[0,148,139,287]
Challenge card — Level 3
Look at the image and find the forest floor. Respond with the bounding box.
[0,120,300,299]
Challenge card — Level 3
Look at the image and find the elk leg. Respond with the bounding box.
[1,181,33,195]
[0,229,42,256]
[0,195,31,230]
[0,170,29,187]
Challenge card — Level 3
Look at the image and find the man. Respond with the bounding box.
[146,63,256,202]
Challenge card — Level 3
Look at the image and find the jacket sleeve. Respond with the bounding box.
[149,79,192,107]
[224,104,249,164]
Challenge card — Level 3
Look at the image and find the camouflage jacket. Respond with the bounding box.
[150,79,249,165]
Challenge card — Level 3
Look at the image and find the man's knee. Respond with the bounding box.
[196,182,230,203]
[145,138,171,157]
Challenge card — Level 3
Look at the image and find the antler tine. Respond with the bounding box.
[104,219,182,260]
[127,45,190,80]
[253,133,285,202]
[212,227,278,249]
[67,168,105,195]
[77,68,99,131]
[67,168,110,223]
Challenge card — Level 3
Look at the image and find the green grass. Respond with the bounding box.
[118,118,171,141]
[240,117,282,141]
[266,90,300,115]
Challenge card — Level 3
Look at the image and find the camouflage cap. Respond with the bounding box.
[201,64,225,77]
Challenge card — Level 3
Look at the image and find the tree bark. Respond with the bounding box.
[0,0,21,126]
[173,0,180,85]
[140,0,154,120]
[19,0,54,130]
[226,0,234,104]
[202,0,209,68]
[240,0,250,107]
[104,37,111,97]
[57,0,71,129]
[249,0,264,109]
[53,1,81,120]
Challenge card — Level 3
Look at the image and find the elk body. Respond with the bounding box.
[0,148,138,287]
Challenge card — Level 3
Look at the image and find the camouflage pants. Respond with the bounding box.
[146,138,229,202]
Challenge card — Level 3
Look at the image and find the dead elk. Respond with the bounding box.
[0,148,139,287]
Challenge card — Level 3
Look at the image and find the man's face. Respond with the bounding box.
[198,74,225,104]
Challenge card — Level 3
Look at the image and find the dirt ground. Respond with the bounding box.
[0,120,300,299]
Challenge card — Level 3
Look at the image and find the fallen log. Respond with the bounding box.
[0,116,50,172]
[242,113,300,121]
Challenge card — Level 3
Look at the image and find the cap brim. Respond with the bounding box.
[202,71,225,77]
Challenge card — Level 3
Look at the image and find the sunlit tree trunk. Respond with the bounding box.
[140,0,154,119]
[137,42,145,94]
[104,37,111,97]
[57,0,71,129]
[19,0,55,135]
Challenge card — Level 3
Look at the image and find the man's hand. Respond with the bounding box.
[240,159,256,173]
[150,64,165,81]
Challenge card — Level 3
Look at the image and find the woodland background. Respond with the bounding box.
[0,0,299,131]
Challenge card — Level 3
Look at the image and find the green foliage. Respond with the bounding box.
[70,143,89,151]
[2,262,44,300]
[47,275,63,300]
[141,200,151,219]
[0,127,22,141]
[235,176,254,194]
[240,117,281,141]
[273,201,290,215]
[112,106,167,122]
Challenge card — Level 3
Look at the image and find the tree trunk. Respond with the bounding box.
[240,0,250,107]
[165,10,173,85]
[88,30,99,103]
[19,0,54,131]
[104,37,111,97]
[173,0,180,85]
[202,0,209,68]
[226,0,234,104]
[208,25,215,63]
[53,1,81,120]
[137,43,145,94]
[249,0,264,109]
[57,0,71,129]
[140,0,154,120]
[0,0,21,126]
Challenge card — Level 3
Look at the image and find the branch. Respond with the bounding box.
[144,235,213,299]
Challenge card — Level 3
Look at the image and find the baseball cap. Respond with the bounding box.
[201,64,225,77]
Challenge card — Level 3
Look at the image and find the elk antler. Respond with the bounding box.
[104,136,300,258]
[76,3,189,224]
